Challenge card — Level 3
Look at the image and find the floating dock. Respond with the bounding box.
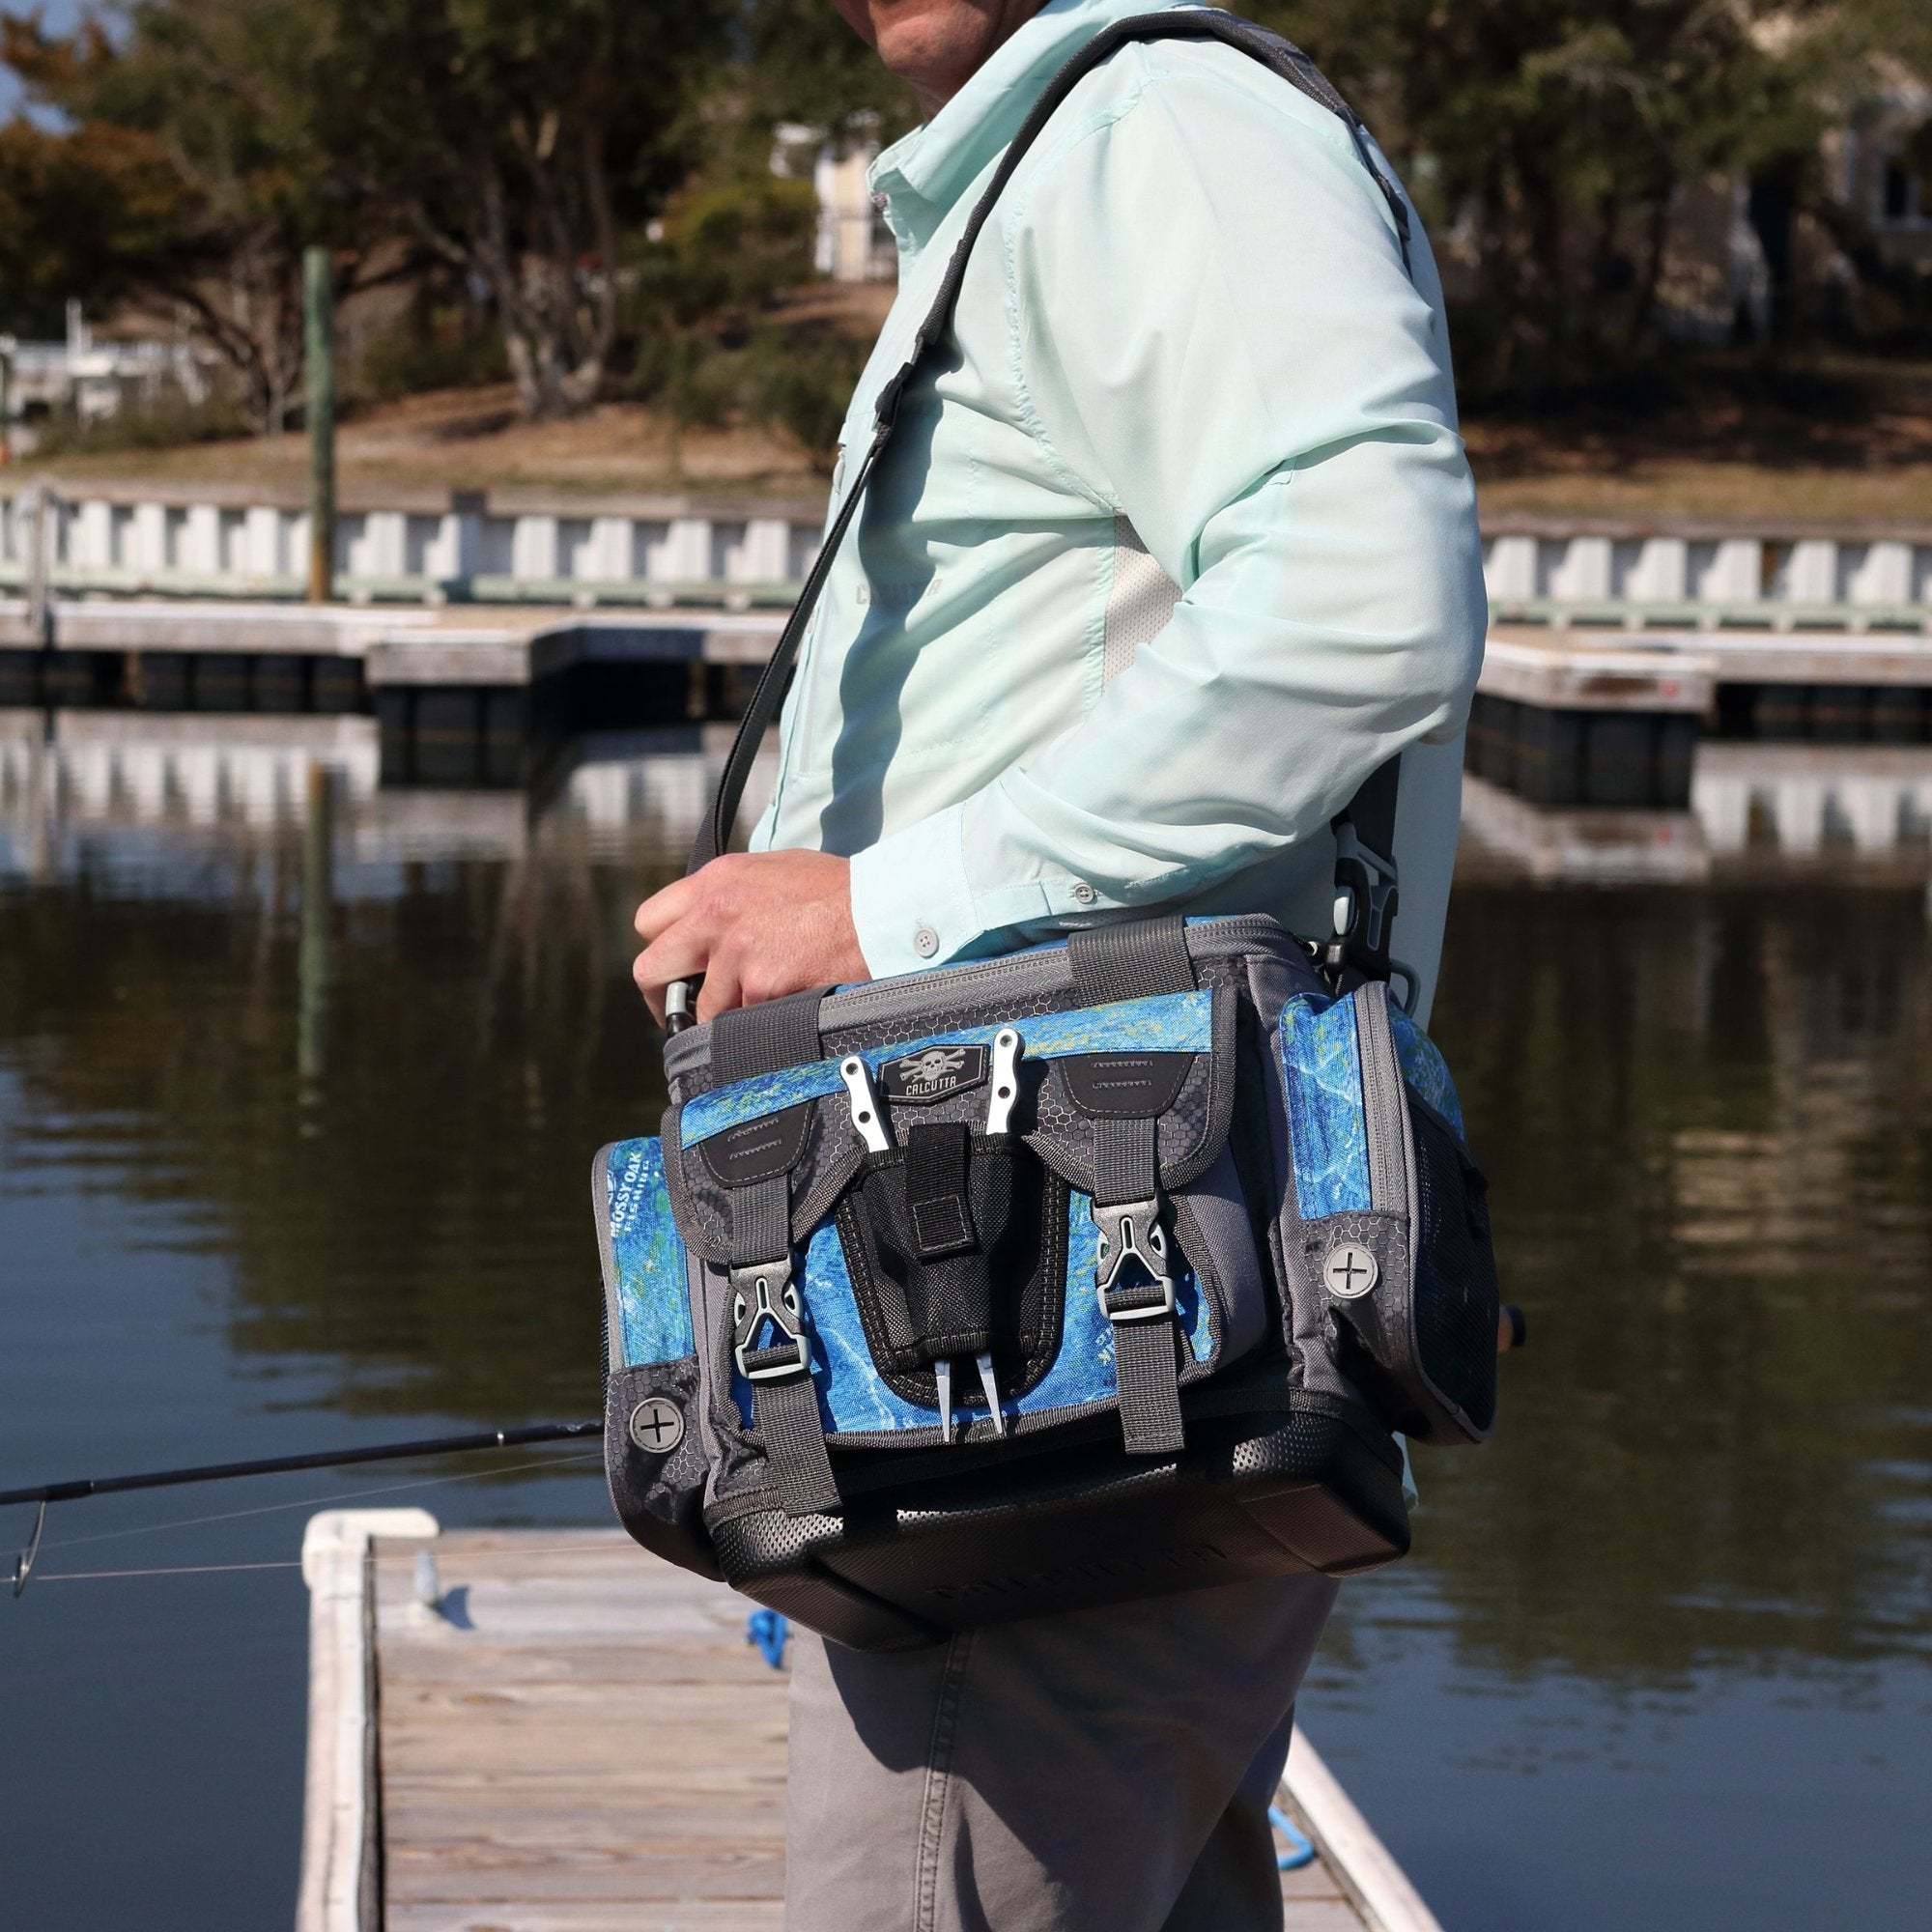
[12,572,1932,810]
[0,599,781,785]
[296,1511,1445,1932]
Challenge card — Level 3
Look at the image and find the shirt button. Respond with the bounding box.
[913,924,940,959]
[1070,882,1096,906]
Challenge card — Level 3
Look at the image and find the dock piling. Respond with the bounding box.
[304,247,337,607]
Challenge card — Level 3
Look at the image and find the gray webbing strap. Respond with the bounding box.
[728,1179,791,1268]
[746,1368,838,1515]
[1110,1294,1186,1456]
[1068,915,1195,1008]
[1093,1115,1158,1209]
[1092,1116,1184,1455]
[752,1370,841,1517]
[711,985,830,1086]
[728,1183,840,1515]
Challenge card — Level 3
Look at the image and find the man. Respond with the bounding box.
[635,0,1485,1925]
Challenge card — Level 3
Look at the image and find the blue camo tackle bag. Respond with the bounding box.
[591,14,1503,1651]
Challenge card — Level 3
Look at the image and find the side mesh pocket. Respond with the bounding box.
[1278,988,1500,1446]
[1407,1102,1499,1437]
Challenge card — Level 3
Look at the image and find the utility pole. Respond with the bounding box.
[303,245,336,604]
[0,335,14,467]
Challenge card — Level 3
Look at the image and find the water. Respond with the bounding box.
[3,709,1930,1929]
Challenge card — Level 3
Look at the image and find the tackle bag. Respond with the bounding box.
[592,12,1501,1652]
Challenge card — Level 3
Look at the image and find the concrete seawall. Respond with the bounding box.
[6,481,1931,629]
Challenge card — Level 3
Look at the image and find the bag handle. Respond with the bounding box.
[669,11,1412,1028]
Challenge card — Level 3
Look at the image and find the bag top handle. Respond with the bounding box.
[669,12,1413,1031]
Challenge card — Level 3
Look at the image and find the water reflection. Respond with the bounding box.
[1,721,1929,1928]
[0,707,777,873]
[1462,745,1932,886]
[3,722,1926,1675]
[1423,882,1932,1682]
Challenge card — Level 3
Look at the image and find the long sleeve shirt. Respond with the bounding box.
[751,0,1487,1021]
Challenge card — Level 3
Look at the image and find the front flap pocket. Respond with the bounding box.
[1025,984,1237,1198]
[836,1127,1069,1408]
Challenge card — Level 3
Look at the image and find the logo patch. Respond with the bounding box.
[881,1043,988,1105]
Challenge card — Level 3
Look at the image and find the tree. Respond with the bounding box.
[2,0,392,430]
[317,0,736,418]
[0,116,190,339]
[737,0,916,144]
[1249,0,1828,385]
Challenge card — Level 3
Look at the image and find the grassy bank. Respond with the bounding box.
[1464,355,1932,527]
[14,349,1931,528]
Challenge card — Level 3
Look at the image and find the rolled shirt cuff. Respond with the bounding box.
[848,802,1139,979]
[848,805,985,979]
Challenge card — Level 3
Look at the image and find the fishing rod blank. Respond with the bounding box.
[7,1419,600,1599]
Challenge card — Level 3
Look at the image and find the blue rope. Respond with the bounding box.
[1269,1804,1316,1871]
[746,1607,790,1669]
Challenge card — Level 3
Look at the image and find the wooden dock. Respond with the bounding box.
[296,1511,1444,1932]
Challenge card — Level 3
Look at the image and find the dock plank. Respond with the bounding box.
[366,1529,1378,1931]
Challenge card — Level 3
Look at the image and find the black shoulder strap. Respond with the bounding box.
[685,9,1412,978]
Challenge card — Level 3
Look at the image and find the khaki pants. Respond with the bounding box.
[784,1574,1338,1932]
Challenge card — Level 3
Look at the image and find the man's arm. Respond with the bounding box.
[843,49,1485,975]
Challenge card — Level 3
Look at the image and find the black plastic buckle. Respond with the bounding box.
[730,1258,810,1382]
[1321,820,1400,993]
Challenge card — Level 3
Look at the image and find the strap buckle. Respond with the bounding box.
[1321,820,1400,992]
[731,1258,810,1382]
[1093,1198,1178,1322]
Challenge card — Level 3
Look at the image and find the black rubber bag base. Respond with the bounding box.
[703,1402,1409,1653]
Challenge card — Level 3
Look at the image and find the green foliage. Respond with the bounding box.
[0,117,192,337]
[738,324,867,461]
[622,169,861,469]
[312,0,736,418]
[647,175,821,323]
[1,0,378,427]
[628,317,865,469]
[356,310,511,403]
[24,390,253,459]
[738,0,919,143]
[1248,0,1837,386]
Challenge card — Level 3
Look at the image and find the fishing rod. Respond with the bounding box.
[5,1419,601,1599]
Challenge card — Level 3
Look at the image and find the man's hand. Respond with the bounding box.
[632,851,870,1027]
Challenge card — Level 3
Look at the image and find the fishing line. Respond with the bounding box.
[26,1535,642,1589]
[26,1559,306,1585]
[33,1451,604,1555]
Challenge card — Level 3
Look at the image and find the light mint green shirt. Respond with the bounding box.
[753,0,1486,1021]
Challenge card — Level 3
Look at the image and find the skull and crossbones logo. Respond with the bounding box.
[898,1047,968,1094]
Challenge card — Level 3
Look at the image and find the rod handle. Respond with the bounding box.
[665,977,701,1036]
